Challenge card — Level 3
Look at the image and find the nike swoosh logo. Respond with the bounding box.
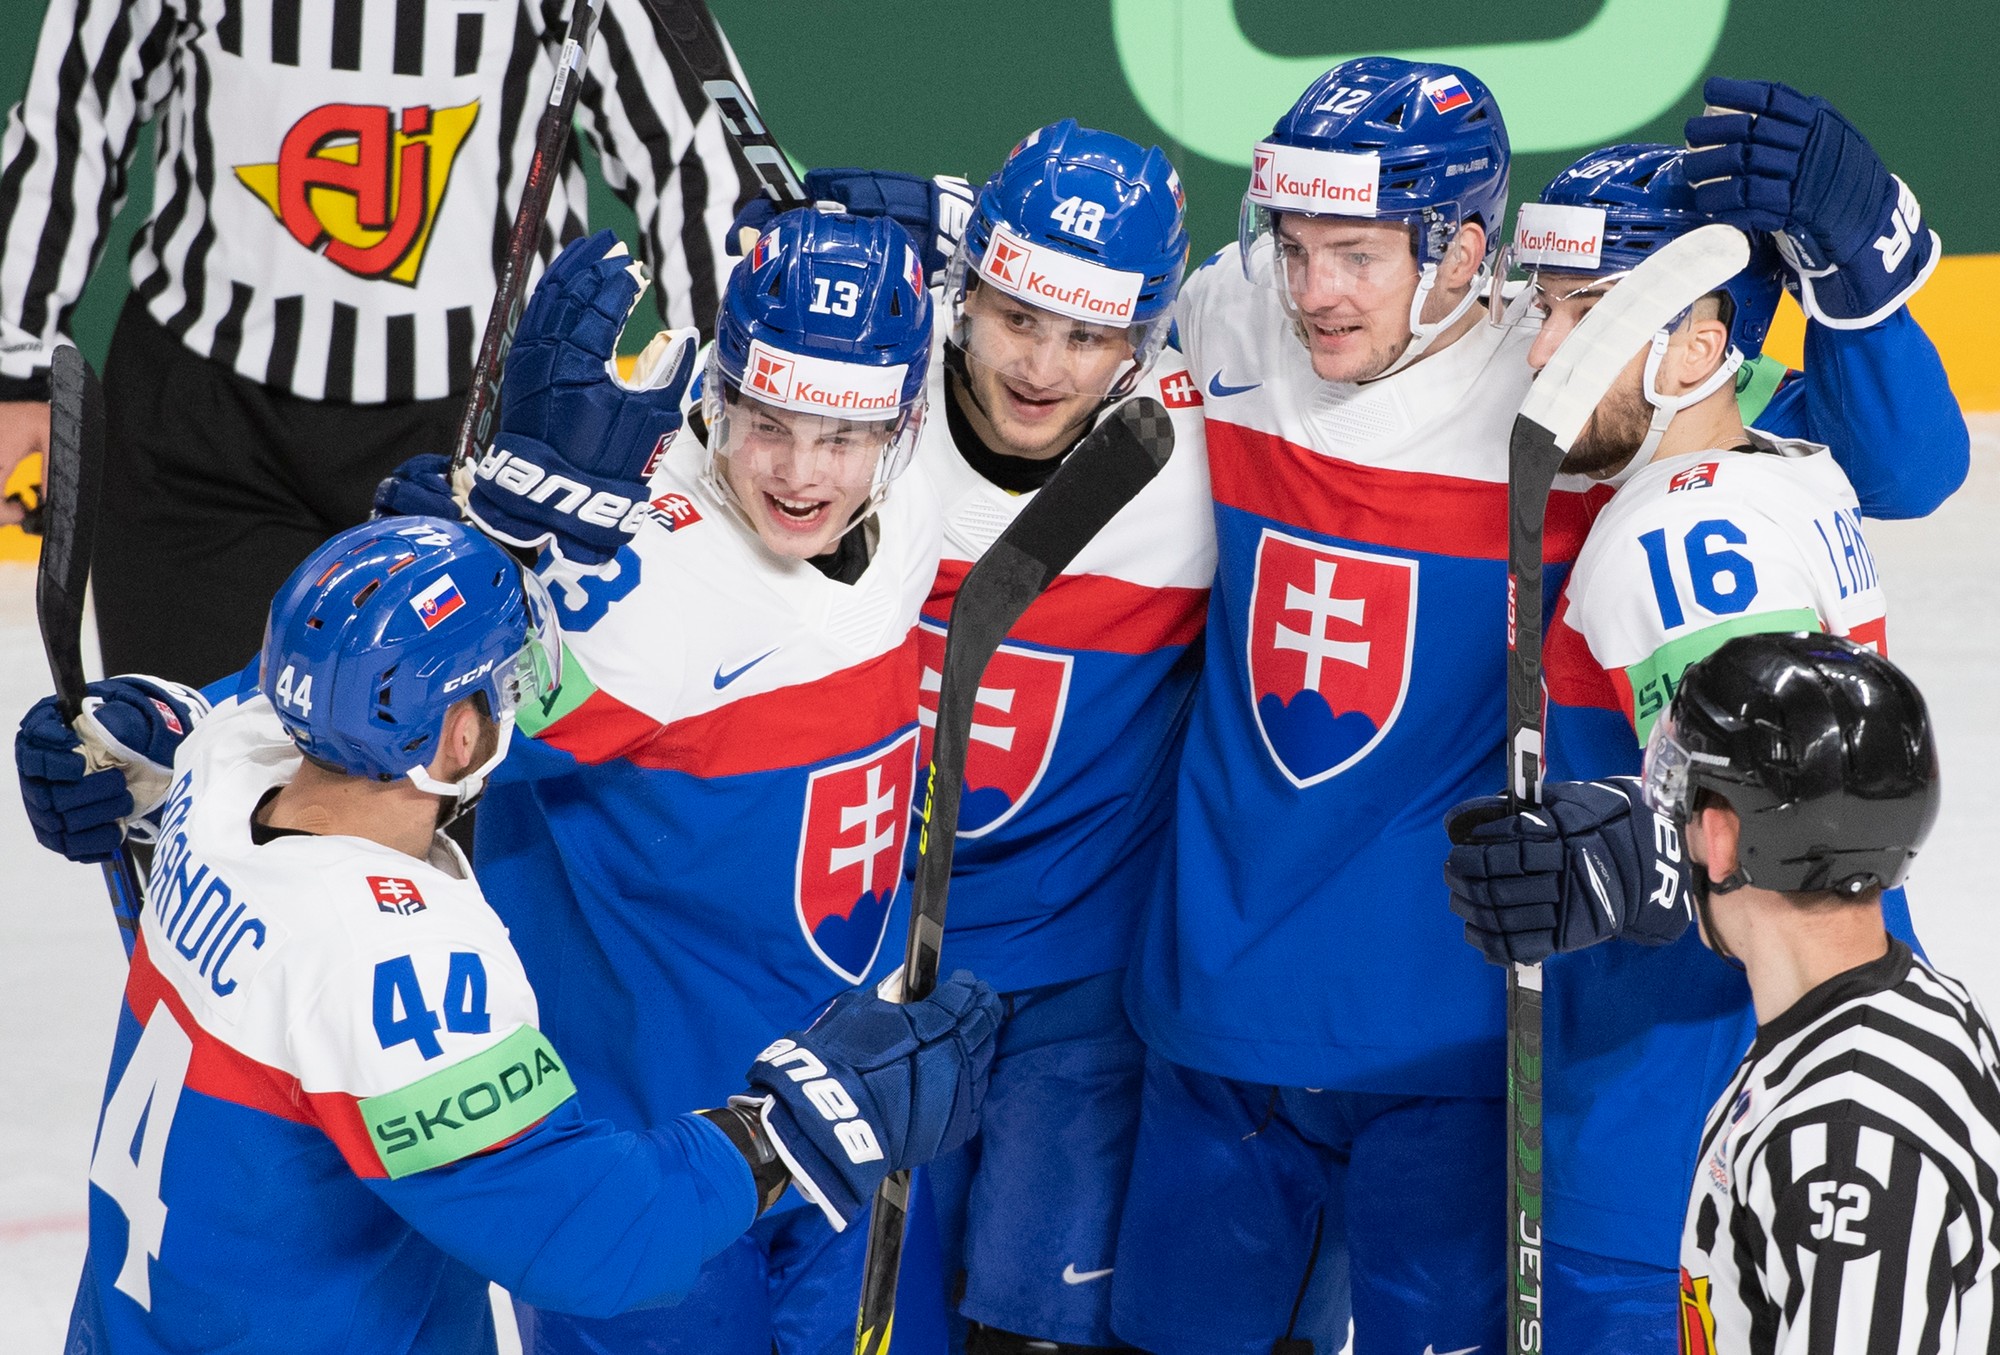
[1207,372,1260,398]
[1423,1346,1480,1355]
[713,649,778,690]
[1061,1264,1114,1285]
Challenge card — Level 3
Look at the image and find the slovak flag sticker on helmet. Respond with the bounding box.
[410,575,466,630]
[1423,74,1473,114]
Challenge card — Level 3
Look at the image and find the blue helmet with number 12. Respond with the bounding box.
[1240,57,1511,371]
[260,517,559,810]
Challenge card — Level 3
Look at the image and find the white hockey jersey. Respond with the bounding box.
[914,335,1213,992]
[1562,432,1888,741]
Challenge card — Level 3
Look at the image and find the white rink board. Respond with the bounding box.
[2,419,1995,1351]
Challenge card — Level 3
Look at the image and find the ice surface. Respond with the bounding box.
[2,419,1994,1349]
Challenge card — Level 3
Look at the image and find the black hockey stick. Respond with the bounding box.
[447,0,608,484]
[635,0,812,211]
[37,345,145,959]
[1500,223,1750,1355]
[853,397,1176,1355]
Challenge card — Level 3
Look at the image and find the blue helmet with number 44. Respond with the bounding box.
[949,119,1190,401]
[259,517,560,806]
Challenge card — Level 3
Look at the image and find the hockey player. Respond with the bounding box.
[1444,142,1934,1352]
[414,213,954,1353]
[1102,59,1968,1355]
[1647,634,2000,1353]
[17,515,999,1355]
[906,122,1207,1353]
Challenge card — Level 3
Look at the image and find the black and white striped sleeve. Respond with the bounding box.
[0,0,179,399]
[569,0,757,341]
[1743,1113,1997,1353]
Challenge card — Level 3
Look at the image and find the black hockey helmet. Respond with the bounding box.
[1641,632,1940,895]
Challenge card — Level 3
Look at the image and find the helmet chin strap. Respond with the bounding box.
[407,715,517,823]
[1629,328,1745,466]
[1692,862,1751,972]
[1376,261,1486,379]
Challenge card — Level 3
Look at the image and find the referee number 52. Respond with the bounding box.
[1808,1179,1871,1246]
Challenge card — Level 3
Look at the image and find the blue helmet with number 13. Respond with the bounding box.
[948,119,1191,398]
[260,517,560,810]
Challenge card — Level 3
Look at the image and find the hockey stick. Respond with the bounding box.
[1501,222,1750,1355]
[447,0,608,485]
[37,345,145,959]
[852,397,1176,1355]
[634,0,812,211]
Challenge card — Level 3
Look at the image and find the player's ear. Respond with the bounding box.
[1440,220,1487,292]
[433,697,486,774]
[1695,804,1742,884]
[1674,300,1733,390]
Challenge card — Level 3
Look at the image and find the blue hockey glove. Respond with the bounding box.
[468,229,698,572]
[372,453,465,522]
[737,969,1000,1230]
[727,170,974,286]
[1443,778,1692,967]
[1684,78,1938,328]
[16,676,209,862]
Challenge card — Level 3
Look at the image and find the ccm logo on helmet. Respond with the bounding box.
[441,658,495,694]
[474,448,649,532]
[754,1037,883,1165]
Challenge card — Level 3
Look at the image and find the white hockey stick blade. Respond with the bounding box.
[1520,223,1752,450]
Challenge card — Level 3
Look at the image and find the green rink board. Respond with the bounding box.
[3,0,1993,364]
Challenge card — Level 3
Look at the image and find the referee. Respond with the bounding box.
[1644,632,2000,1354]
[0,0,760,686]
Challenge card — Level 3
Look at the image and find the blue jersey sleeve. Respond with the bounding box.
[1753,308,1968,520]
[368,1100,757,1318]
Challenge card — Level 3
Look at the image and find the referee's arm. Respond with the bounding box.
[0,0,176,402]
[570,0,760,341]
[1753,1120,1994,1352]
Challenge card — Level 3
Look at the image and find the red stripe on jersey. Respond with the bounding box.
[1544,590,1626,716]
[1204,419,1603,563]
[925,560,1207,655]
[1848,615,1888,653]
[542,630,923,777]
[125,935,386,1178]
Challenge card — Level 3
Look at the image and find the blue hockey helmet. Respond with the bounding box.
[950,119,1190,399]
[259,516,559,806]
[707,208,932,518]
[1511,143,1786,361]
[1241,58,1510,368]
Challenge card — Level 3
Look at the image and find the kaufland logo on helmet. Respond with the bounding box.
[1248,143,1380,217]
[977,225,1144,325]
[1513,202,1607,270]
[742,339,908,419]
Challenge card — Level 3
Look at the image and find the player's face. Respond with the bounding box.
[1273,215,1423,383]
[717,396,891,559]
[955,280,1139,460]
[1528,273,1651,479]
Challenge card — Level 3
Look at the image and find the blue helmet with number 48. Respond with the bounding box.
[259,517,560,805]
[949,119,1191,398]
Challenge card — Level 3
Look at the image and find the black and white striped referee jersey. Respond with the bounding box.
[1681,940,2000,1354]
[0,0,761,405]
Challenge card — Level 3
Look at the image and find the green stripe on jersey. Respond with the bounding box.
[1734,354,1790,426]
[359,1024,577,1178]
[516,642,597,740]
[1625,608,1822,743]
